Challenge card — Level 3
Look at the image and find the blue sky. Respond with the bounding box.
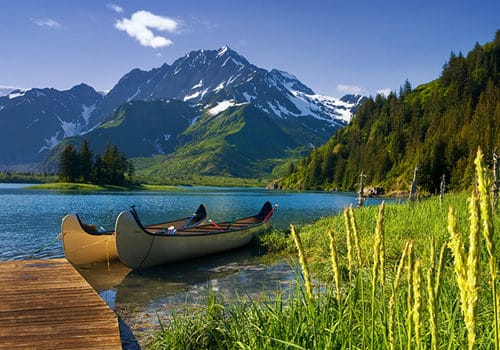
[0,0,498,97]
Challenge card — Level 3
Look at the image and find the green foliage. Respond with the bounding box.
[281,31,500,194]
[58,144,79,183]
[57,140,135,186]
[0,171,56,183]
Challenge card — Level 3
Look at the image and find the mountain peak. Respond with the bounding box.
[69,83,97,95]
[270,69,314,95]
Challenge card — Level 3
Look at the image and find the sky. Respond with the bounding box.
[0,0,498,97]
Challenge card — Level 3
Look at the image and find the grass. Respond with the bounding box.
[25,176,268,191]
[138,175,269,188]
[146,149,500,349]
[27,182,115,191]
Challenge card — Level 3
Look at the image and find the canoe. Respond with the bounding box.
[61,204,207,266]
[115,201,276,269]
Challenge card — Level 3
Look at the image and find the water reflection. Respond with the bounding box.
[78,244,298,346]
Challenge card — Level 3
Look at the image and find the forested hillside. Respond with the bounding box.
[280,31,500,194]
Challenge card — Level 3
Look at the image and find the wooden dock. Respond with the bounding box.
[0,258,122,349]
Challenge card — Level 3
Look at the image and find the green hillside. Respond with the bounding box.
[280,30,500,193]
[134,104,302,179]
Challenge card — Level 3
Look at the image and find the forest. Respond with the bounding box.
[280,31,500,194]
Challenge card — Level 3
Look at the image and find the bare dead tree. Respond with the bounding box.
[439,174,446,205]
[357,171,367,208]
[409,165,418,202]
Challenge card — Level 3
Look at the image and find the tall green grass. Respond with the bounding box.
[148,149,500,350]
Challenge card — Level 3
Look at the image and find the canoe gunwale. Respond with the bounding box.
[126,201,275,237]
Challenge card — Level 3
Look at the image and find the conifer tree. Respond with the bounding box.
[79,139,93,183]
[58,144,79,182]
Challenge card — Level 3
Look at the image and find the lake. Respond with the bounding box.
[0,183,384,347]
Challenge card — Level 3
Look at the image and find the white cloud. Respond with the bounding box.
[115,10,178,48]
[31,18,61,29]
[337,84,365,95]
[376,88,392,97]
[107,3,124,13]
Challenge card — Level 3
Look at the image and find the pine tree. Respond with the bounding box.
[79,139,93,183]
[58,144,79,182]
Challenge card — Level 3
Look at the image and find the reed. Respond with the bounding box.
[347,205,367,347]
[344,208,354,283]
[349,205,363,267]
[413,258,422,349]
[389,241,410,350]
[426,266,437,350]
[466,191,481,349]
[290,224,313,302]
[371,202,385,348]
[475,148,499,350]
[327,228,342,305]
[406,243,414,350]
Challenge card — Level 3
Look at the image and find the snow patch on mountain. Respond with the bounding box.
[191,80,203,89]
[58,117,80,138]
[153,138,165,155]
[216,46,229,58]
[127,88,141,102]
[39,132,61,152]
[207,100,248,116]
[190,115,200,125]
[214,82,225,93]
[8,89,29,99]
[184,88,208,101]
[81,103,97,125]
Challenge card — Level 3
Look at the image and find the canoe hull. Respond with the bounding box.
[116,211,271,269]
[61,214,118,266]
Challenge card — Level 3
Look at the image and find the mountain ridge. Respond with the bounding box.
[0,46,364,177]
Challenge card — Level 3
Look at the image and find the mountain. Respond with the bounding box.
[1,46,363,178]
[44,99,199,165]
[279,30,500,193]
[0,84,102,168]
[89,46,361,128]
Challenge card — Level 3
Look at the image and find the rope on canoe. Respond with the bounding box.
[63,235,116,253]
[28,232,62,258]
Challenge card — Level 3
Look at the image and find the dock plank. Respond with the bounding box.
[0,259,122,349]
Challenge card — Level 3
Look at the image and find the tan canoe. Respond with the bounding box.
[115,201,276,269]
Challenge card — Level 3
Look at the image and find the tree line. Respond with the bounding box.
[280,30,500,194]
[58,140,136,186]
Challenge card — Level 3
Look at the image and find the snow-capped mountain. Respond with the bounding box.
[90,46,361,128]
[0,84,102,166]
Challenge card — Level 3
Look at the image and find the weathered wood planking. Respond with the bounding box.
[0,258,122,349]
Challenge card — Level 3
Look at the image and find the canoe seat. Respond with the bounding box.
[82,223,98,234]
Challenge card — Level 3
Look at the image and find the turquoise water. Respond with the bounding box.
[0,183,381,260]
